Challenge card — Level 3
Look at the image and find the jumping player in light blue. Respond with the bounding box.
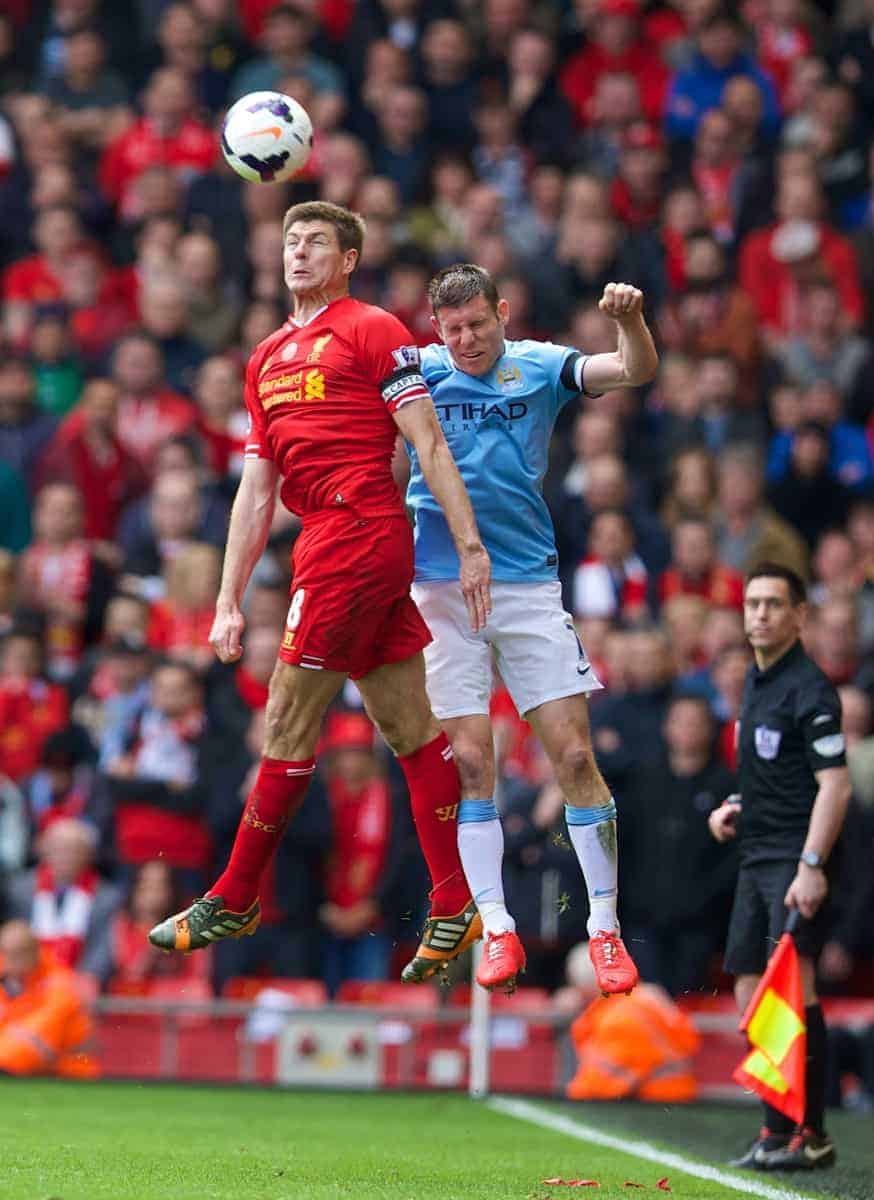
[404,264,658,995]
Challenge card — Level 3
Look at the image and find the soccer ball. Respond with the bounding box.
[221,91,313,183]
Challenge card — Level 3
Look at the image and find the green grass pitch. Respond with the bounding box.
[0,1080,868,1200]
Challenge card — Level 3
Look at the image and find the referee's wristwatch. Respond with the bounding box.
[799,850,825,870]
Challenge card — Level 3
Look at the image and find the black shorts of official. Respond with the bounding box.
[724,860,831,976]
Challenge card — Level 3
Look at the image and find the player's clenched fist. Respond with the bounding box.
[598,282,644,323]
[209,604,245,663]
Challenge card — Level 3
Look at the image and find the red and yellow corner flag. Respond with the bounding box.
[733,921,806,1124]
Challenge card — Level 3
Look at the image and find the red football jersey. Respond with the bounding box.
[244,296,429,519]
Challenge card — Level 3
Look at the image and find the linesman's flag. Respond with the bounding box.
[733,913,806,1124]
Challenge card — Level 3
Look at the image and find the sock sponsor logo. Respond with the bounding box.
[243,805,288,834]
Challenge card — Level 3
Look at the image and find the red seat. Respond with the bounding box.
[335,980,439,1010]
[95,1012,163,1078]
[147,977,213,1004]
[220,976,328,1007]
[146,977,213,1028]
[492,988,550,1012]
[106,977,152,997]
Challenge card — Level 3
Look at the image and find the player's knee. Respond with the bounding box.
[554,742,597,788]
[373,709,437,758]
[452,738,490,794]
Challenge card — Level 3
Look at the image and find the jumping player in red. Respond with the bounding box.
[149,201,491,977]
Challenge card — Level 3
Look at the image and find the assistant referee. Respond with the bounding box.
[709,563,851,1172]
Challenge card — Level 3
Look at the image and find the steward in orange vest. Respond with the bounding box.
[567,982,699,1103]
[0,919,99,1078]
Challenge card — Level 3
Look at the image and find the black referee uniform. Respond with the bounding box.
[725,638,845,974]
[726,636,845,1154]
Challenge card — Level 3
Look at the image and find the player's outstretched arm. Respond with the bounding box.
[393,397,492,632]
[209,456,279,663]
[580,282,659,394]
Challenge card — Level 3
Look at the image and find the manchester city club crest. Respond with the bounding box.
[495,364,524,391]
[754,726,782,760]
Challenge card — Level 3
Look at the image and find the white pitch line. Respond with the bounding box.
[487,1097,818,1200]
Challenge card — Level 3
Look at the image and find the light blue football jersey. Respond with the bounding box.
[407,339,581,582]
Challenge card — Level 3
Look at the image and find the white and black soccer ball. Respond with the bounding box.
[221,91,313,183]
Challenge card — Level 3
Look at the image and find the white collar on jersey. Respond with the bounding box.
[288,304,328,329]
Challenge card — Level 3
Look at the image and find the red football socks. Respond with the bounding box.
[398,732,470,916]
[209,757,315,913]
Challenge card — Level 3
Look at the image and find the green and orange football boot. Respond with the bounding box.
[148,895,261,952]
[401,899,482,983]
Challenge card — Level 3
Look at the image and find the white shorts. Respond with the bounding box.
[411,579,603,720]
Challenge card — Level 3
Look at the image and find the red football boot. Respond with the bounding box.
[589,930,639,996]
[476,930,527,993]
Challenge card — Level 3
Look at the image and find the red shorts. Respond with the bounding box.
[278,512,432,679]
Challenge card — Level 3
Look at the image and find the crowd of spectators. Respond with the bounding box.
[0,0,873,1011]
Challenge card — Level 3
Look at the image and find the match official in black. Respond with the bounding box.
[709,564,851,1172]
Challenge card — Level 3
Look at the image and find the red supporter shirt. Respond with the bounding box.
[244,296,429,520]
[560,43,668,126]
[3,253,137,311]
[116,390,197,473]
[0,679,69,783]
[99,117,216,215]
[196,411,248,480]
[739,223,865,335]
[146,601,215,657]
[19,540,94,676]
[239,0,352,40]
[659,565,744,611]
[758,23,813,103]
[2,255,63,305]
[325,777,392,909]
[40,412,144,541]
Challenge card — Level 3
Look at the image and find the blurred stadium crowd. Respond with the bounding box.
[0,0,873,1014]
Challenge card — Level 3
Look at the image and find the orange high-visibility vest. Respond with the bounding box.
[0,950,99,1078]
[567,985,699,1103]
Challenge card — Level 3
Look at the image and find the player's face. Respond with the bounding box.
[283,221,358,297]
[744,577,803,653]
[432,293,510,377]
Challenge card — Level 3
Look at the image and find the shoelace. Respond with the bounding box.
[486,935,508,961]
[597,936,618,962]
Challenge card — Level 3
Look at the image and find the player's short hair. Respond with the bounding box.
[745,562,807,606]
[281,201,366,257]
[428,263,500,315]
